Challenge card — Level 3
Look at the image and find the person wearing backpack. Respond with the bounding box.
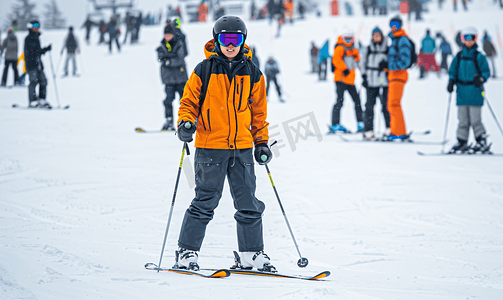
[264,57,284,102]
[447,27,491,153]
[329,31,364,133]
[383,16,415,140]
[439,37,452,72]
[360,27,390,140]
[1,27,19,87]
[61,26,80,77]
[156,24,188,131]
[174,16,275,272]
[418,29,440,78]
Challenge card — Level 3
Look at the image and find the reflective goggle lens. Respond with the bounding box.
[218,33,244,47]
[390,21,401,29]
[343,37,353,43]
[32,23,40,28]
[463,34,475,41]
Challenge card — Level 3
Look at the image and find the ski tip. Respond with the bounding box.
[309,271,331,280]
[135,127,146,133]
[417,151,425,155]
[144,262,159,270]
[424,130,431,135]
[209,269,231,278]
[12,103,18,108]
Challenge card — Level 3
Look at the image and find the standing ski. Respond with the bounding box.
[144,263,230,278]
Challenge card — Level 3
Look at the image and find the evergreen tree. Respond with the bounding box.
[4,0,39,31]
[44,0,66,29]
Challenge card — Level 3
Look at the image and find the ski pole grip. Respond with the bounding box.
[261,154,268,162]
[184,122,192,129]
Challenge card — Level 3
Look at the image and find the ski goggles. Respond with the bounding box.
[218,33,244,47]
[28,22,40,29]
[389,21,401,29]
[343,37,354,43]
[463,34,476,41]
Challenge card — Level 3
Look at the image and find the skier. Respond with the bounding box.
[81,16,94,44]
[482,31,497,78]
[25,20,52,108]
[61,26,80,77]
[317,40,330,81]
[418,29,440,78]
[310,42,319,73]
[156,25,188,131]
[98,20,106,44]
[197,1,209,22]
[107,17,121,53]
[360,27,390,140]
[174,15,275,272]
[447,27,491,153]
[264,57,284,102]
[329,31,364,133]
[123,12,134,44]
[384,16,412,140]
[1,27,19,87]
[439,37,452,72]
[166,17,188,57]
[132,13,142,43]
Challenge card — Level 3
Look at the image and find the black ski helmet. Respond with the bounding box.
[213,15,247,45]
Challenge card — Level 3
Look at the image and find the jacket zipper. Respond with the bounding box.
[233,79,239,149]
[237,78,244,111]
[206,109,211,131]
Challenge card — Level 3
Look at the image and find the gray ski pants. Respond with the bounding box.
[457,105,486,141]
[178,148,265,252]
[64,53,77,75]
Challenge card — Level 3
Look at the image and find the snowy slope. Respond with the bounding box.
[1,2,503,299]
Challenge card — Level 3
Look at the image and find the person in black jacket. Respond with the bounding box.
[81,16,94,44]
[61,26,80,76]
[156,25,188,130]
[25,20,52,108]
[107,17,121,53]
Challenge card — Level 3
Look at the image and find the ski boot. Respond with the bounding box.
[364,130,375,141]
[356,121,364,133]
[38,99,52,109]
[237,250,277,273]
[173,248,199,271]
[161,117,175,131]
[448,139,470,154]
[472,135,492,154]
[381,134,409,142]
[28,100,39,108]
[329,124,350,134]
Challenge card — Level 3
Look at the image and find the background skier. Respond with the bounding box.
[25,20,52,108]
[156,25,188,131]
[264,57,284,102]
[61,26,80,77]
[1,27,19,87]
[482,31,497,78]
[447,27,491,153]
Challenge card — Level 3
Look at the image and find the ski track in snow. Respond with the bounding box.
[1,1,503,299]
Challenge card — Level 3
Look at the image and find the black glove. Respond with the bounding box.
[362,74,368,88]
[342,69,350,76]
[254,143,272,165]
[378,60,387,71]
[45,44,52,52]
[177,121,196,142]
[474,75,485,88]
[447,79,455,93]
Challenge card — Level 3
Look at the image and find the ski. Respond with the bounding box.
[135,127,175,133]
[417,151,503,156]
[326,124,355,135]
[144,263,230,278]
[339,135,447,145]
[12,103,70,110]
[201,268,330,280]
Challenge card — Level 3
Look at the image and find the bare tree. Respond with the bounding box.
[44,0,66,29]
[4,0,39,31]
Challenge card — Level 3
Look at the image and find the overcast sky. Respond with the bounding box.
[0,0,176,31]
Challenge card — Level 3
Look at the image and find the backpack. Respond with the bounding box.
[393,36,417,69]
[198,57,257,114]
[67,34,77,52]
[454,50,482,85]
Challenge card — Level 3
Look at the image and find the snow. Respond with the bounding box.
[1,2,503,299]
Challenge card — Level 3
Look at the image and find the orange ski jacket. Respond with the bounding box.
[332,36,360,85]
[178,39,269,150]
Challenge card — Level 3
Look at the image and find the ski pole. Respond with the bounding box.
[156,142,190,271]
[263,142,308,268]
[48,51,61,109]
[441,93,452,153]
[484,95,503,138]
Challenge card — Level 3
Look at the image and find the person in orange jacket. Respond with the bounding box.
[197,1,209,22]
[174,16,276,273]
[284,0,294,23]
[329,31,364,133]
[384,16,412,140]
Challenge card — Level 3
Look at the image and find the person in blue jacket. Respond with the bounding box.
[447,27,491,153]
[439,37,452,72]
